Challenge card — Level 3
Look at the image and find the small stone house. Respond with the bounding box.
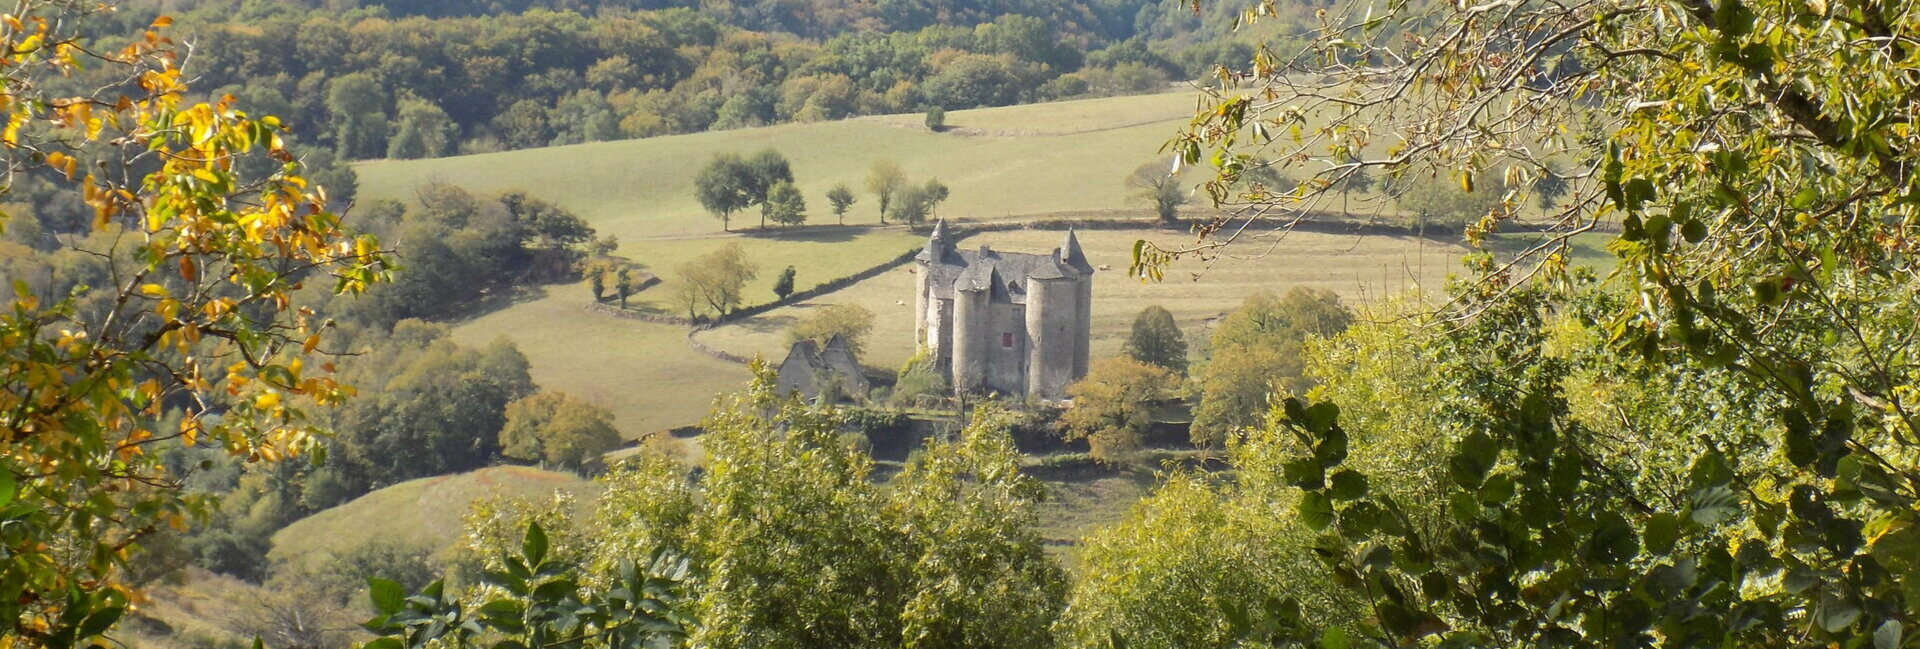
[774,334,870,402]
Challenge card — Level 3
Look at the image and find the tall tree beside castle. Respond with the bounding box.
[1123,305,1187,374]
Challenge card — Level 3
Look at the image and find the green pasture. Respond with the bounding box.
[449,282,750,435]
[354,90,1201,242]
[269,466,597,571]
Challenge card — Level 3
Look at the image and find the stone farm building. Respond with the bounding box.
[914,221,1093,400]
[775,334,870,402]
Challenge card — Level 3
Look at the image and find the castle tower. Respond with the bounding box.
[1025,251,1079,399]
[913,220,951,348]
[951,273,991,394]
[1061,229,1095,378]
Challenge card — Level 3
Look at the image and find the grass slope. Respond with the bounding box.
[269,466,597,570]
[449,283,749,434]
[354,90,1196,241]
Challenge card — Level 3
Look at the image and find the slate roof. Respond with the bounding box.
[919,221,1086,305]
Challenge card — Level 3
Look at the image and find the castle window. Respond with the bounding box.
[1002,332,1014,348]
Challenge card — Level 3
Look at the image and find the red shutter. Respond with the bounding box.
[1002,332,1013,347]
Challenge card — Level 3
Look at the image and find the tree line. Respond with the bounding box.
[94,5,1258,161]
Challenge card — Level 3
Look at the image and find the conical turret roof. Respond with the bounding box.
[1060,228,1093,273]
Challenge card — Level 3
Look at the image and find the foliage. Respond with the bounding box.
[499,392,624,474]
[1392,175,1507,231]
[772,266,797,300]
[894,353,951,406]
[362,522,694,649]
[893,179,952,224]
[1190,289,1351,446]
[672,242,759,318]
[615,267,635,308]
[866,159,907,222]
[0,2,388,641]
[826,184,858,224]
[695,152,753,231]
[1127,161,1187,223]
[925,106,947,131]
[1142,0,1920,642]
[744,149,796,229]
[765,181,808,227]
[1122,305,1187,374]
[1061,357,1176,464]
[789,304,877,358]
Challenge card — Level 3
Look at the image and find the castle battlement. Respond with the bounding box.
[914,221,1092,399]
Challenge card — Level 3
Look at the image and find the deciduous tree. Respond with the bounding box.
[790,303,876,357]
[1123,305,1187,374]
[866,159,906,223]
[1061,357,1177,464]
[0,5,390,639]
[827,183,857,224]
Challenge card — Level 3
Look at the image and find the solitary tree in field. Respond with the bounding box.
[774,266,797,300]
[695,153,752,231]
[674,243,759,318]
[827,184,857,224]
[766,181,808,227]
[1123,305,1187,375]
[1127,161,1187,223]
[615,268,634,308]
[866,159,906,223]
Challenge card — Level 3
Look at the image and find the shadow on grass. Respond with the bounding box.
[732,225,876,243]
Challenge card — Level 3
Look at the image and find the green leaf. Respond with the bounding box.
[1320,627,1352,649]
[77,607,123,638]
[1643,513,1682,554]
[367,578,405,616]
[1818,593,1861,633]
[363,638,405,649]
[1874,620,1903,649]
[523,521,550,568]
[1585,512,1639,565]
[1298,491,1334,531]
[1690,485,1741,526]
[1681,218,1707,244]
[1328,470,1369,501]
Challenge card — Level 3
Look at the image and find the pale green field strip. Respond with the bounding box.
[448,282,750,435]
[693,228,1475,373]
[269,466,596,571]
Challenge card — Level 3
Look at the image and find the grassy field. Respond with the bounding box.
[269,466,597,571]
[866,89,1201,134]
[620,228,924,311]
[355,90,1199,242]
[695,227,1479,373]
[450,283,749,434]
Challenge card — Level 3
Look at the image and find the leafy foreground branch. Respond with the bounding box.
[361,522,693,649]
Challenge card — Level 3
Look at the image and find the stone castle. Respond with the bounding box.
[914,221,1093,400]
